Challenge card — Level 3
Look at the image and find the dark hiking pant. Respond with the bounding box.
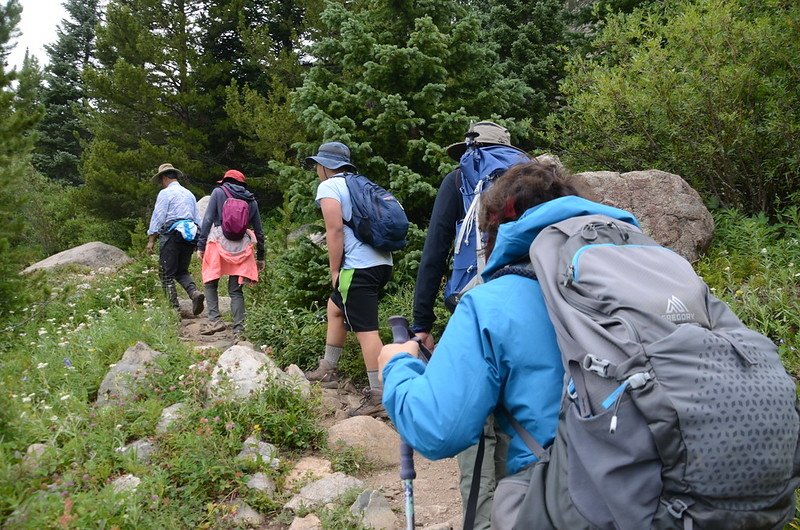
[204,276,245,333]
[159,232,198,308]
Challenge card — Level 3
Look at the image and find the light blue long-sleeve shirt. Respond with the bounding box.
[147,181,200,235]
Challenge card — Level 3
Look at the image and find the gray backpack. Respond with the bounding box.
[502,214,800,530]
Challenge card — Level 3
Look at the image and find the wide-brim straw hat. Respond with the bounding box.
[445,121,528,161]
[151,163,183,184]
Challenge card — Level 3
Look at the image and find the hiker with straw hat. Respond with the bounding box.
[146,163,205,315]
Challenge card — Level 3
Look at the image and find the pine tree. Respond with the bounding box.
[0,0,41,313]
[33,0,101,184]
[80,0,208,241]
[195,0,320,181]
[481,0,570,145]
[278,0,533,223]
[14,50,43,120]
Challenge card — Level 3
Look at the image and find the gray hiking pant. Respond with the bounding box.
[457,416,510,530]
[204,276,244,332]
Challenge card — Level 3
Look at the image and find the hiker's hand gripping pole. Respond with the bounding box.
[387,315,431,530]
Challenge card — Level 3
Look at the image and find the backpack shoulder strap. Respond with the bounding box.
[220,185,233,199]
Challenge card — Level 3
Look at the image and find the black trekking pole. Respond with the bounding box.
[387,315,433,530]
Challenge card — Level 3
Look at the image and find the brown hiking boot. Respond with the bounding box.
[348,388,387,418]
[191,291,205,316]
[200,320,227,335]
[304,359,340,389]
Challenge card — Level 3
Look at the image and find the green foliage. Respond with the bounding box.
[0,0,41,312]
[325,440,375,477]
[33,0,101,184]
[0,258,325,527]
[696,206,800,375]
[481,0,571,146]
[281,0,535,227]
[549,0,800,214]
[19,171,119,258]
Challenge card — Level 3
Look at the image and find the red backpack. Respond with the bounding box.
[220,186,250,240]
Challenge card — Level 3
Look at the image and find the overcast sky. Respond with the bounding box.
[8,0,69,70]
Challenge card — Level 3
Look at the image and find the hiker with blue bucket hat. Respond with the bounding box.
[304,141,396,418]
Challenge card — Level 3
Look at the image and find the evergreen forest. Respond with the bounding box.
[1,0,799,527]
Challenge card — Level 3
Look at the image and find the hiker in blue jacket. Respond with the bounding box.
[378,160,640,529]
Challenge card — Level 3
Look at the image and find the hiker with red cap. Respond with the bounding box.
[196,169,265,340]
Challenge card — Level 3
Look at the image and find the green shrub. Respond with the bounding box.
[550,0,800,214]
[696,206,800,375]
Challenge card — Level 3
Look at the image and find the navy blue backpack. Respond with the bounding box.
[338,172,409,252]
[444,146,529,310]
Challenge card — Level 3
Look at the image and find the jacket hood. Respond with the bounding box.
[482,196,640,280]
[221,182,255,201]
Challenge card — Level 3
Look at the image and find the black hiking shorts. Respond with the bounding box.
[330,265,392,332]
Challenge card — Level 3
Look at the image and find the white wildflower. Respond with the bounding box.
[50,416,58,422]
[60,395,70,401]
[36,362,48,369]
[22,396,32,403]
[38,329,47,336]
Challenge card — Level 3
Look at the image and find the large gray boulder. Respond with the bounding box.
[23,242,132,274]
[96,342,163,406]
[575,169,714,262]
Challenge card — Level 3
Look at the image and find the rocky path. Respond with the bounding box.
[178,300,464,529]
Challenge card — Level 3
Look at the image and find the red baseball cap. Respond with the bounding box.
[217,169,246,184]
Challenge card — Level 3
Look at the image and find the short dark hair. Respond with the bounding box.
[479,160,587,256]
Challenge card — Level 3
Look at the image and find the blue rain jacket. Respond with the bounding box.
[382,196,639,474]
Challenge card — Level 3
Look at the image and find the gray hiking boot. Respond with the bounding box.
[348,388,387,418]
[304,359,340,389]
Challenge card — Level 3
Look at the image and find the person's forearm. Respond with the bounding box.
[326,227,343,274]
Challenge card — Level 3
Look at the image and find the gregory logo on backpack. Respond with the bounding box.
[337,173,409,252]
[501,206,800,530]
[220,186,250,241]
[663,295,695,322]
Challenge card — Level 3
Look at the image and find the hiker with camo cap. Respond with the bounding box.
[303,141,393,418]
[146,163,205,315]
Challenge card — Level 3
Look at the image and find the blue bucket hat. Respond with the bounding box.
[304,141,356,170]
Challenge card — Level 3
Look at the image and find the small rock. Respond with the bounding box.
[284,364,311,398]
[111,474,141,494]
[350,489,398,530]
[422,523,454,530]
[246,472,276,495]
[284,472,364,512]
[231,500,265,527]
[22,443,47,469]
[117,438,156,464]
[207,344,280,400]
[288,513,322,530]
[156,402,186,433]
[327,416,400,468]
[285,456,333,490]
[96,342,163,406]
[237,435,280,468]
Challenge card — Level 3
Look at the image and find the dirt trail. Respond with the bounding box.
[178,308,464,529]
